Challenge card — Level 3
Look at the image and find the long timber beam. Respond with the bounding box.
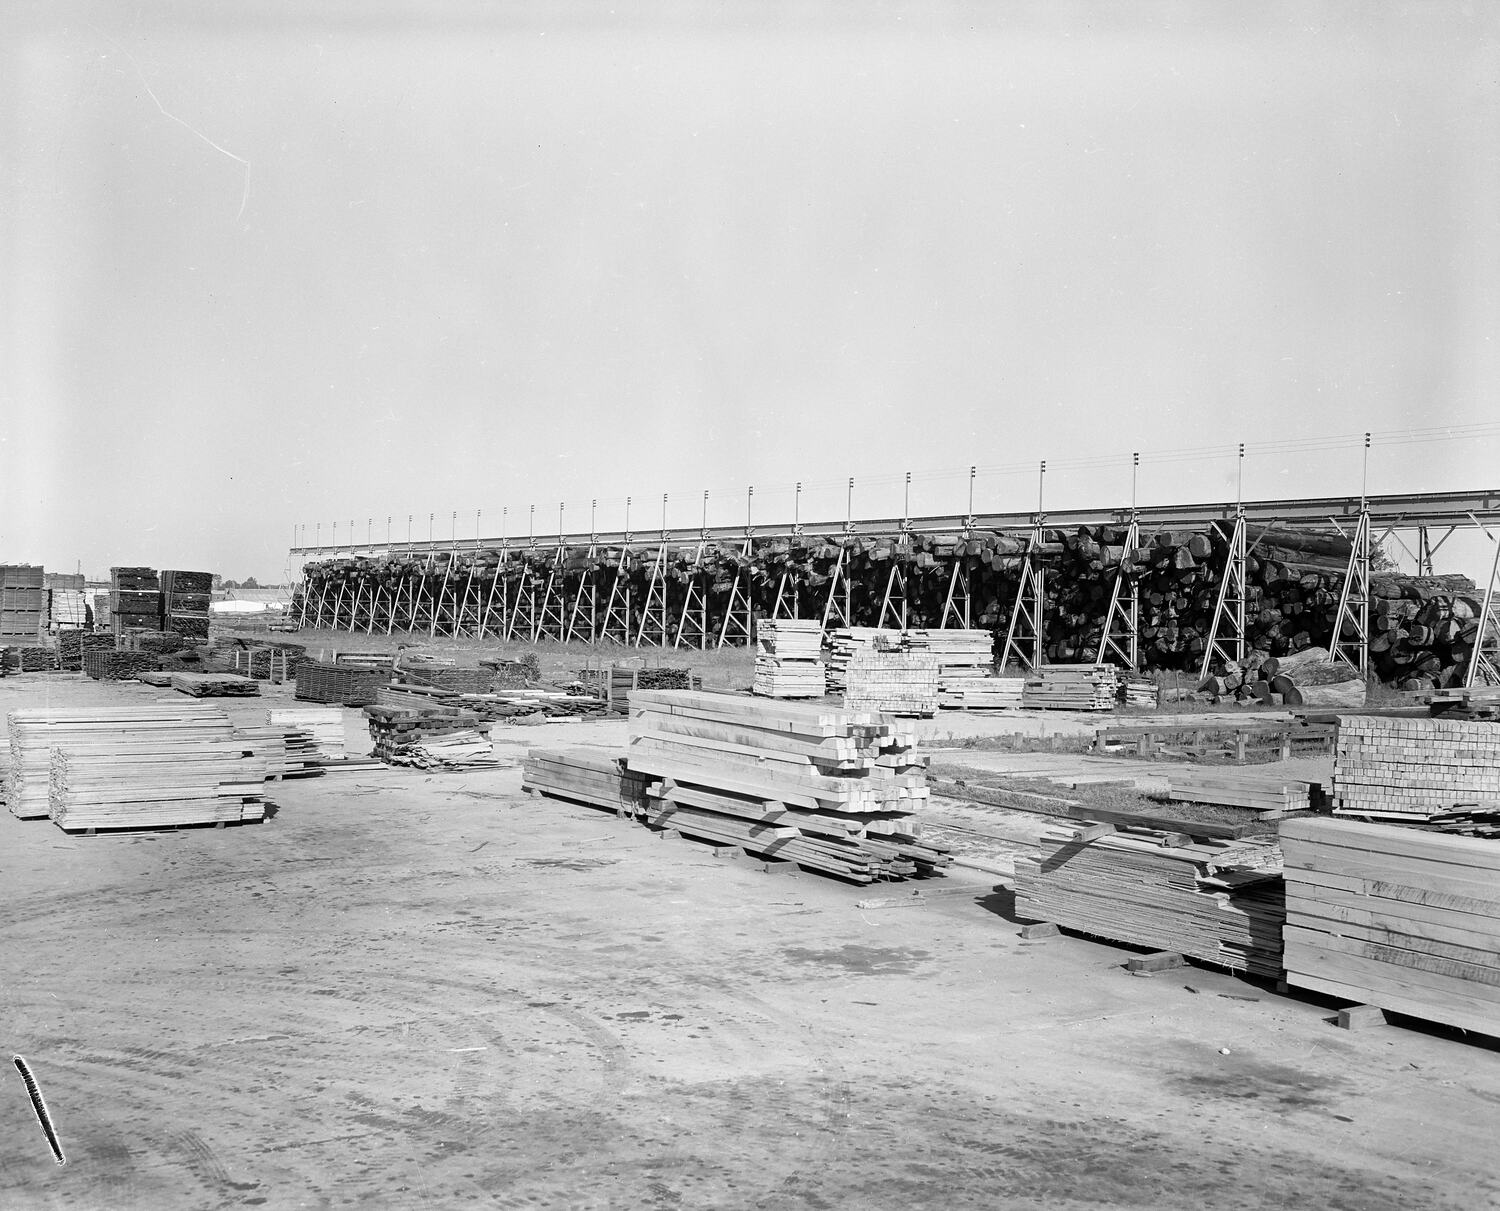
[290,488,1500,562]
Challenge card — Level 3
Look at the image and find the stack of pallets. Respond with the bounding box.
[1333,715,1500,820]
[621,690,946,882]
[1281,816,1500,1035]
[1,564,45,643]
[5,704,238,820]
[1022,664,1120,711]
[1167,769,1325,818]
[752,619,826,698]
[161,570,212,639]
[1015,828,1285,977]
[110,567,162,636]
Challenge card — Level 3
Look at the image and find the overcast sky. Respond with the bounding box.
[2,2,1497,582]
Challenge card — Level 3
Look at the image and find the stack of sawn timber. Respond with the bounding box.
[1167,769,1324,818]
[1281,816,1500,1036]
[625,690,946,882]
[170,671,260,698]
[5,704,244,825]
[111,567,162,636]
[522,748,651,814]
[840,648,939,717]
[82,649,156,680]
[1022,663,1119,711]
[295,659,388,706]
[161,570,212,639]
[905,629,994,688]
[1014,829,1285,976]
[364,700,495,768]
[1333,715,1500,820]
[1,564,44,643]
[752,618,826,698]
[267,708,345,758]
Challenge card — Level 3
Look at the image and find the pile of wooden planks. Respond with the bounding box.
[840,649,940,716]
[58,632,114,672]
[161,570,212,639]
[295,659,389,706]
[49,740,266,831]
[396,660,493,694]
[1167,769,1325,818]
[823,627,904,694]
[13,647,57,672]
[82,649,156,680]
[1281,816,1500,1036]
[1333,715,1500,820]
[522,747,651,814]
[1,564,45,642]
[48,589,88,631]
[5,704,238,820]
[1120,677,1159,708]
[111,567,162,636]
[1022,664,1120,711]
[938,676,1025,710]
[752,619,826,698]
[1015,827,1285,976]
[170,671,260,698]
[622,689,947,881]
[267,708,345,758]
[905,629,994,689]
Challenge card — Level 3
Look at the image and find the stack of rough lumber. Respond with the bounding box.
[752,619,826,698]
[396,661,493,694]
[111,567,162,635]
[161,570,212,639]
[230,726,323,778]
[15,647,57,672]
[120,630,185,655]
[625,690,946,882]
[1120,677,1159,708]
[1281,816,1500,1035]
[5,704,238,820]
[579,662,696,713]
[840,649,939,716]
[267,708,345,758]
[295,659,388,706]
[82,649,156,680]
[1333,716,1500,820]
[1015,828,1285,976]
[170,671,260,698]
[1167,769,1324,818]
[364,702,496,767]
[823,628,903,694]
[1022,664,1119,711]
[522,748,651,814]
[49,740,266,831]
[1,564,44,642]
[58,632,113,672]
[378,682,610,721]
[938,676,1025,710]
[905,629,994,689]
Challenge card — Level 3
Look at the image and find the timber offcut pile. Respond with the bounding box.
[364,702,496,768]
[1022,663,1119,711]
[1281,816,1500,1036]
[1015,828,1285,976]
[752,618,826,698]
[170,671,260,698]
[5,704,238,820]
[1333,715,1500,820]
[523,748,651,814]
[1,564,45,642]
[295,659,388,706]
[624,689,947,882]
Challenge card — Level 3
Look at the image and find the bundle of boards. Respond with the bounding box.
[4,704,265,830]
[1167,768,1325,818]
[1332,715,1500,820]
[1022,663,1120,711]
[1014,827,1285,977]
[752,618,825,698]
[1281,816,1500,1036]
[611,689,948,882]
[169,671,260,698]
[295,659,388,706]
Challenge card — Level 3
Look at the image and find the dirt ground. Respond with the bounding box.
[3,672,1499,1210]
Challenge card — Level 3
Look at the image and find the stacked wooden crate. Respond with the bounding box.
[161,570,213,639]
[267,708,346,758]
[752,619,826,698]
[1015,828,1285,977]
[523,748,652,814]
[1281,816,1500,1035]
[624,690,946,882]
[1167,769,1325,818]
[1022,663,1120,711]
[1333,715,1500,820]
[110,567,162,635]
[1,564,45,643]
[5,704,238,820]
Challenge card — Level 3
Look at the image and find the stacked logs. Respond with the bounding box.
[293,526,1482,687]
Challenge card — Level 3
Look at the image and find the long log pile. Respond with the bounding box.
[294,524,1482,687]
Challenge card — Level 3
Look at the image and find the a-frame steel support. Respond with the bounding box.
[675,541,711,650]
[1096,516,1141,671]
[717,536,755,648]
[1330,509,1371,676]
[635,543,672,647]
[1466,518,1500,688]
[1000,521,1045,672]
[1199,512,1248,681]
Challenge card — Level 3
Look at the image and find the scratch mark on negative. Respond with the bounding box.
[14,1055,66,1165]
[90,25,252,222]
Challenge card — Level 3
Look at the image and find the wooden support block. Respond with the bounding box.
[760,858,799,876]
[1336,1004,1388,1031]
[1019,922,1060,939]
[659,828,682,841]
[1125,951,1186,973]
[1068,822,1116,843]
